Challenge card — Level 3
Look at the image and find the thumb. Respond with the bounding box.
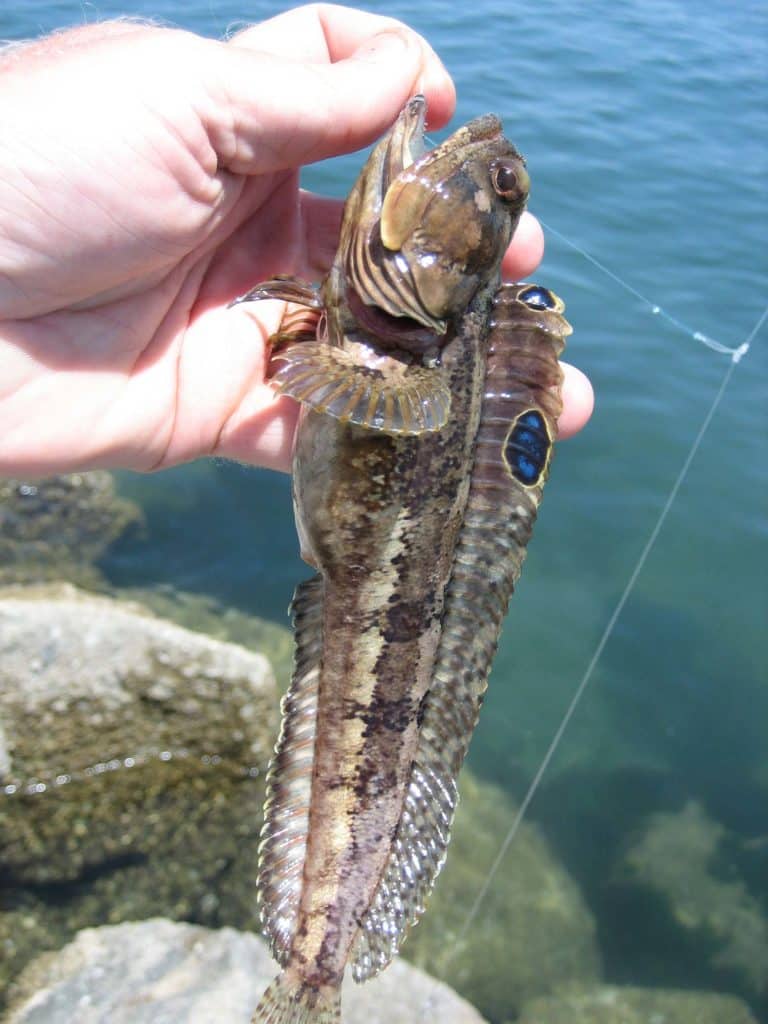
[202,27,455,174]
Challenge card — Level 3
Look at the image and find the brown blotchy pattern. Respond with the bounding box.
[287,302,488,984]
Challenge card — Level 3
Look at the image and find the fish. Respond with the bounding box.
[232,95,571,1024]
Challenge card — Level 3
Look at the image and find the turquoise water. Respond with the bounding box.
[4,0,767,1018]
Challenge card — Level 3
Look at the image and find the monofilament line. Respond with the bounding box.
[540,220,748,360]
[448,300,767,957]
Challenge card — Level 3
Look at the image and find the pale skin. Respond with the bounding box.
[0,4,593,479]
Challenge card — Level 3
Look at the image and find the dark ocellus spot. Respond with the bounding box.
[504,409,551,486]
[518,284,557,310]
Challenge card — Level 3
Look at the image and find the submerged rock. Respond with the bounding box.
[402,772,602,1021]
[516,984,759,1023]
[4,919,486,1024]
[624,801,768,998]
[0,473,142,587]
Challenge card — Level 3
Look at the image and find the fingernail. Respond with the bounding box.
[417,47,455,114]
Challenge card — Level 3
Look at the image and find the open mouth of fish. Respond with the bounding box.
[342,94,530,355]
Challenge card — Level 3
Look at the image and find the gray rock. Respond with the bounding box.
[0,585,277,807]
[402,772,602,1021]
[516,984,759,1024]
[0,473,141,586]
[118,585,295,695]
[3,919,486,1024]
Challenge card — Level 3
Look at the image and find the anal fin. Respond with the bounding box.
[258,575,323,964]
[351,760,456,980]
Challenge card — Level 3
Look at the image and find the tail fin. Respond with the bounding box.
[251,971,341,1024]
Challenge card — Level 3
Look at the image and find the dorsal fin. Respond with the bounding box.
[258,575,323,964]
[351,282,570,979]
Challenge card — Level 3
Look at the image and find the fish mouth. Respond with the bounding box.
[343,97,509,350]
[343,95,445,344]
[345,285,442,354]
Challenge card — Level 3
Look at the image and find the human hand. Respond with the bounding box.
[0,5,593,477]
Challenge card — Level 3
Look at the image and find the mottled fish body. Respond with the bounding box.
[233,97,571,1023]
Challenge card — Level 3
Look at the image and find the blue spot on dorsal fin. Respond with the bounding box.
[504,409,551,486]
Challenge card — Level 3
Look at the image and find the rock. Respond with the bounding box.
[3,919,487,1024]
[516,984,760,1023]
[0,585,284,1007]
[0,585,276,799]
[0,473,142,587]
[118,585,295,694]
[0,586,278,1001]
[624,801,768,997]
[402,772,602,1021]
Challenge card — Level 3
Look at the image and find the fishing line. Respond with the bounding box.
[446,299,767,962]
[539,219,751,362]
[1,748,264,797]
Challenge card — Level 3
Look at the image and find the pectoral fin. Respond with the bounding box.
[230,277,324,349]
[269,341,450,435]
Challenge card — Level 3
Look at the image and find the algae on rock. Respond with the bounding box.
[516,984,759,1024]
[0,473,142,587]
[624,800,768,998]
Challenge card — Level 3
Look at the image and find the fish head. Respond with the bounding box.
[340,95,529,353]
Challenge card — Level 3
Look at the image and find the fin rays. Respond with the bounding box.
[269,342,450,434]
[258,576,323,965]
[251,972,340,1024]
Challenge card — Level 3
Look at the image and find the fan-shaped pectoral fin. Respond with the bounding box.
[268,341,451,435]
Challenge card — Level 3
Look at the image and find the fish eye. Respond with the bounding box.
[519,285,557,310]
[491,160,526,200]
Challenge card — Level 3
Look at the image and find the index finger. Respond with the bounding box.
[229,4,455,130]
[207,5,456,173]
